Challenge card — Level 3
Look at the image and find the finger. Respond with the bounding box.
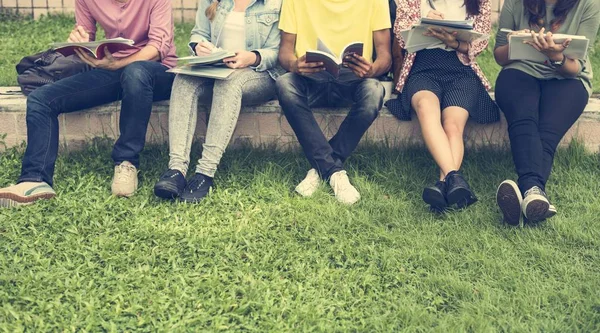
[350,54,371,71]
[544,32,554,47]
[103,47,115,61]
[563,39,572,49]
[75,49,95,67]
[346,62,367,77]
[223,56,237,62]
[76,26,89,41]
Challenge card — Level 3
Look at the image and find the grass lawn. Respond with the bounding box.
[1,139,600,331]
[0,13,599,93]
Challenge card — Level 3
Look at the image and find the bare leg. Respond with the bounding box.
[441,106,469,172]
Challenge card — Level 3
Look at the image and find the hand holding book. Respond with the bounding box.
[521,28,572,62]
[292,55,325,75]
[68,26,90,43]
[343,53,374,78]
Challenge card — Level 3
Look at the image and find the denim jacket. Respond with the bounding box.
[190,0,284,79]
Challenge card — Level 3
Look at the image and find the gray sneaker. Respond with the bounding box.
[521,186,550,223]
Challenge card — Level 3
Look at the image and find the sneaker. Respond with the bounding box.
[295,168,321,197]
[496,180,523,226]
[111,161,138,197]
[546,204,557,219]
[445,171,478,208]
[0,182,56,208]
[179,173,213,204]
[422,180,447,211]
[329,170,360,205]
[154,169,187,199]
[521,186,550,223]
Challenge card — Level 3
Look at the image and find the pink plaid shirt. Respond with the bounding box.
[75,0,177,68]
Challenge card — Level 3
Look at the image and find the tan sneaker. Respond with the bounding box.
[329,170,360,205]
[295,168,321,197]
[0,182,56,208]
[111,161,138,197]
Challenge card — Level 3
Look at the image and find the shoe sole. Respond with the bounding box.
[154,182,181,199]
[496,181,522,226]
[523,197,550,223]
[0,192,56,208]
[446,188,477,209]
[422,188,447,210]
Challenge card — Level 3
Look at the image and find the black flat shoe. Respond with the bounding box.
[445,171,477,209]
[423,180,447,211]
[154,169,186,199]
[179,173,214,204]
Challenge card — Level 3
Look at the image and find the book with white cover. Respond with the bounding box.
[167,64,234,80]
[506,31,589,62]
[401,23,487,53]
[178,49,236,65]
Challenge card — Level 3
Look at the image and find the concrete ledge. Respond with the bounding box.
[1,87,600,152]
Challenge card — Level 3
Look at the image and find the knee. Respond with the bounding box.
[412,95,437,117]
[357,79,384,111]
[26,88,54,118]
[442,120,464,138]
[275,73,302,102]
[120,62,153,91]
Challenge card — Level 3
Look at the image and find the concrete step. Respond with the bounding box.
[1,87,600,152]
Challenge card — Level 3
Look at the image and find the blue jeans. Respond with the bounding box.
[276,72,384,179]
[18,61,174,186]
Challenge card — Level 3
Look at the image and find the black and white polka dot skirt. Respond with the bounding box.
[388,49,499,124]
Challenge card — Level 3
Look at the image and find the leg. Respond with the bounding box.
[329,78,383,165]
[538,79,588,187]
[495,69,543,193]
[19,69,122,186]
[196,69,276,177]
[167,74,214,175]
[411,91,457,177]
[441,107,469,174]
[111,61,175,168]
[276,73,336,179]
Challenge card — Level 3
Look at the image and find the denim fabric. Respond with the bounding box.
[495,69,588,193]
[190,0,285,79]
[167,69,276,177]
[276,72,384,180]
[18,61,174,186]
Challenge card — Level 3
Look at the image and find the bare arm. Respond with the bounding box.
[345,29,392,78]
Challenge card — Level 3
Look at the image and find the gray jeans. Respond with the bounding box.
[168,68,276,177]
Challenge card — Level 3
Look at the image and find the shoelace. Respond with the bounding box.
[116,164,136,183]
[187,177,206,192]
[524,186,545,197]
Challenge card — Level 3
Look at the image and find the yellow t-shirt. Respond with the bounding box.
[279,0,391,63]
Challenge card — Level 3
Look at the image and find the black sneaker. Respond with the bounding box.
[179,173,214,204]
[154,169,186,199]
[445,171,478,209]
[522,186,550,223]
[496,180,523,226]
[423,181,447,212]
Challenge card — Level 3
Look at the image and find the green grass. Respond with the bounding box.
[1,140,600,331]
[0,13,598,92]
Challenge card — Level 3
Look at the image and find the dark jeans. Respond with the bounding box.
[18,61,174,186]
[276,72,384,179]
[495,69,588,193]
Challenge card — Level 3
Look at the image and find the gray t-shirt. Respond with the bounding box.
[495,0,600,96]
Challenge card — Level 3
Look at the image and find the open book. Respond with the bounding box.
[401,19,487,53]
[51,37,135,59]
[167,64,234,80]
[178,48,236,65]
[305,39,364,78]
[504,30,590,63]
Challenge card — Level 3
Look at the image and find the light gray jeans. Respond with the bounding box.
[168,68,276,177]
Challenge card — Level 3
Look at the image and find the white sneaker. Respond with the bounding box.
[111,161,138,197]
[0,182,56,208]
[329,170,360,205]
[295,168,321,197]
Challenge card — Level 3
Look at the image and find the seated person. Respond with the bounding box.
[391,0,499,213]
[494,0,600,224]
[153,0,283,203]
[276,0,392,205]
[0,0,177,208]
